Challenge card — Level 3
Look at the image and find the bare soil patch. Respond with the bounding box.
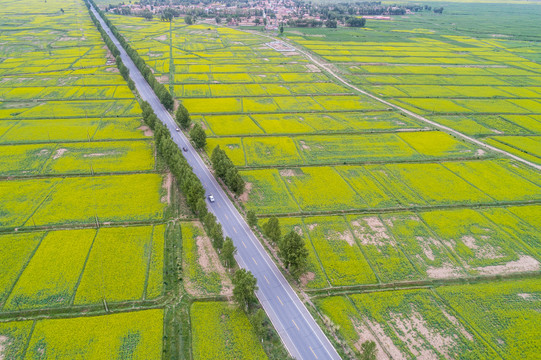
[440,307,473,341]
[426,263,463,279]
[352,217,393,247]
[196,233,233,296]
[475,255,539,275]
[138,125,153,137]
[307,223,318,231]
[0,335,8,360]
[52,148,67,160]
[299,272,315,287]
[365,319,405,360]
[353,323,389,360]
[37,149,50,157]
[161,172,172,204]
[238,182,252,203]
[390,309,454,359]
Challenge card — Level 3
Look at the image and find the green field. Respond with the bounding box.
[191,302,268,360]
[1,0,540,359]
[0,0,168,357]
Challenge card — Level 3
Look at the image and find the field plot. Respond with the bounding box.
[0,140,154,175]
[74,225,164,304]
[0,174,165,228]
[24,309,163,359]
[348,289,498,359]
[0,0,169,349]
[191,302,268,360]
[182,221,232,296]
[303,216,377,286]
[437,279,541,359]
[288,25,541,161]
[0,225,165,310]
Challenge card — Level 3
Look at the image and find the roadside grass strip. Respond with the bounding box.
[191,302,268,360]
[24,309,163,359]
[182,222,232,296]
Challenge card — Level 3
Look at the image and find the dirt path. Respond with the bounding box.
[247,32,541,171]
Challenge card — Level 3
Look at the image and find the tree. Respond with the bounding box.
[161,8,175,21]
[190,123,206,149]
[433,7,444,14]
[210,223,224,249]
[196,198,208,217]
[250,308,267,339]
[325,19,337,28]
[279,25,284,35]
[142,9,153,20]
[175,103,191,128]
[279,230,308,276]
[247,210,258,228]
[221,237,237,268]
[215,16,221,24]
[232,269,258,311]
[254,18,261,26]
[346,17,366,27]
[360,341,377,360]
[263,216,281,243]
[185,15,193,25]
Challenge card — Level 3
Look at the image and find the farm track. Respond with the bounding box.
[248,31,541,171]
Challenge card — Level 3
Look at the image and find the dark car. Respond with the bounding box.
[182,147,188,152]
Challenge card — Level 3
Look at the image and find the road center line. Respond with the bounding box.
[310,346,319,359]
[277,295,284,306]
[242,241,247,248]
[252,257,258,265]
[264,275,270,284]
[292,319,299,331]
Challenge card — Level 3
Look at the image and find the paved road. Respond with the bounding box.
[90,6,341,360]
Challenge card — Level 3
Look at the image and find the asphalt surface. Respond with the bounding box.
[90,6,341,359]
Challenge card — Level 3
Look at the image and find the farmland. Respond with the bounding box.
[108,3,540,358]
[0,0,172,358]
[1,0,540,358]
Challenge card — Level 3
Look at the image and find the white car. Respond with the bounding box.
[176,128,180,132]
[208,195,215,202]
